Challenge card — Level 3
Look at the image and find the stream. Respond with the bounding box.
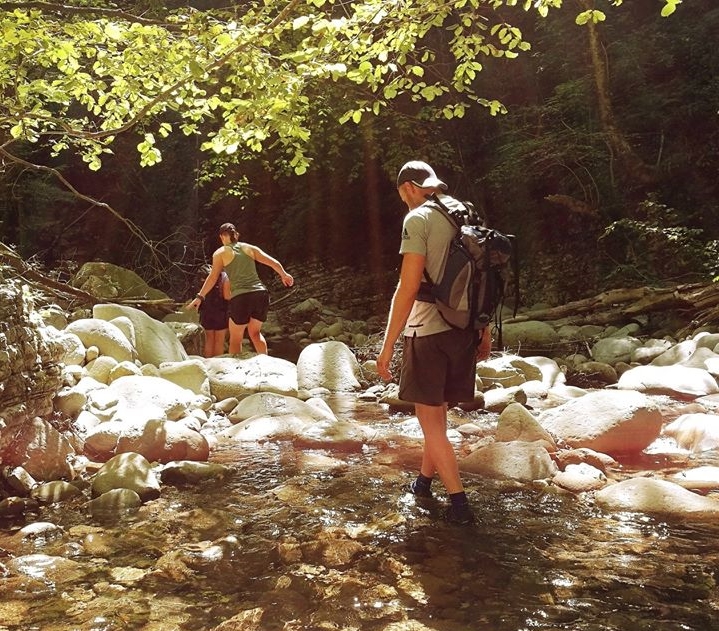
[1,395,719,630]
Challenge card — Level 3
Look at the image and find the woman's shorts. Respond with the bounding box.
[199,307,228,331]
[229,290,270,325]
[399,328,477,405]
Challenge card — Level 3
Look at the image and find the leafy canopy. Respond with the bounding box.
[0,0,680,183]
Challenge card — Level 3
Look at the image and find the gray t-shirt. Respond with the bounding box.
[399,194,457,338]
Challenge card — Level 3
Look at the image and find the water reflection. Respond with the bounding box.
[1,395,719,630]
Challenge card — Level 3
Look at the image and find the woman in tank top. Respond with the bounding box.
[190,223,293,355]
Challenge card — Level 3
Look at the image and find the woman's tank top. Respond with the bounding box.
[224,243,266,297]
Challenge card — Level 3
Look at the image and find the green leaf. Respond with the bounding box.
[292,16,310,30]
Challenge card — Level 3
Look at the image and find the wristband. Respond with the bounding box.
[196,293,205,302]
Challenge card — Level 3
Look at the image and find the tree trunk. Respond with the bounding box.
[576,0,656,194]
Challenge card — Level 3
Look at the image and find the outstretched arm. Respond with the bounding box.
[243,244,294,287]
[188,249,225,310]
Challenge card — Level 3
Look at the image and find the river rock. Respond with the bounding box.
[552,463,607,493]
[616,365,719,398]
[477,354,541,388]
[500,320,561,349]
[30,481,82,503]
[670,466,719,492]
[220,413,373,451]
[109,375,197,421]
[6,553,85,583]
[228,392,335,424]
[482,386,527,413]
[159,461,232,485]
[0,417,75,481]
[630,338,673,364]
[650,339,697,366]
[205,355,298,400]
[554,447,617,473]
[65,318,135,363]
[537,390,663,455]
[116,418,210,463]
[459,441,557,481]
[50,328,86,366]
[85,355,119,384]
[86,488,143,517]
[595,477,719,516]
[523,355,566,387]
[91,452,160,501]
[663,413,719,452]
[590,336,642,365]
[695,332,719,351]
[158,359,210,397]
[297,341,362,392]
[495,402,556,449]
[93,303,188,365]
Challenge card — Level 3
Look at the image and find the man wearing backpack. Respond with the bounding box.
[377,160,491,525]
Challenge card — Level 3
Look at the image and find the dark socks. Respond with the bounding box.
[449,491,469,508]
[409,473,433,497]
[416,473,433,490]
[446,491,474,525]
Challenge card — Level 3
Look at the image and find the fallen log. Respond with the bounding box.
[505,281,717,333]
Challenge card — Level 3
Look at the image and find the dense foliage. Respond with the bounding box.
[1,0,713,307]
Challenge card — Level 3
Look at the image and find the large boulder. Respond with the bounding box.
[93,304,188,365]
[0,417,75,481]
[537,390,663,456]
[205,355,298,400]
[72,262,170,302]
[116,418,210,463]
[616,365,719,399]
[65,318,134,363]
[595,478,719,517]
[108,375,197,421]
[459,441,557,482]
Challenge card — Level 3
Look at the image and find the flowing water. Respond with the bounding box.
[2,395,719,631]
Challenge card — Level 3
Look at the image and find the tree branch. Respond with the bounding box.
[0,142,165,270]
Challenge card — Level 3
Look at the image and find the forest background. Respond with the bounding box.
[1,0,717,323]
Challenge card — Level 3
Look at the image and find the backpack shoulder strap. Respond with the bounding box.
[419,194,461,293]
[427,193,462,230]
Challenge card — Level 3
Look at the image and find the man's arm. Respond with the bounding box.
[377,252,425,381]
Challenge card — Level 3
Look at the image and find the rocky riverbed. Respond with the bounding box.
[4,263,719,628]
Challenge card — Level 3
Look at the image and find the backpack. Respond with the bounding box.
[199,273,229,313]
[417,193,516,342]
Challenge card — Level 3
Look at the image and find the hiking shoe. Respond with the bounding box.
[444,503,475,525]
[407,479,433,498]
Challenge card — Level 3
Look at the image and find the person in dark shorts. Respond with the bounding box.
[189,223,293,355]
[196,266,230,357]
[377,161,491,526]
